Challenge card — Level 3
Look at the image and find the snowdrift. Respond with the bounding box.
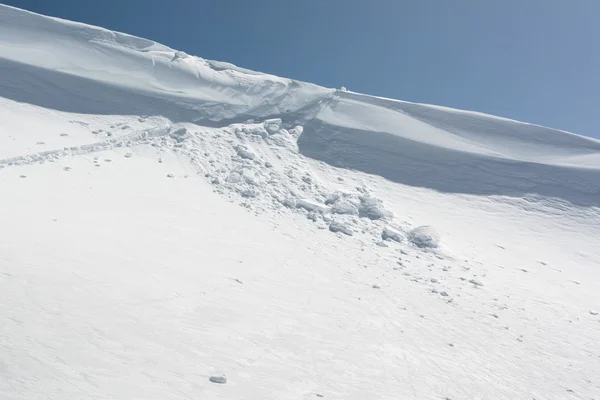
[1,4,599,207]
[2,5,600,400]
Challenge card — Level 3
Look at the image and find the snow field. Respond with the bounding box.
[1,3,600,399]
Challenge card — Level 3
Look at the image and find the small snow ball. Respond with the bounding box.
[209,375,227,384]
[408,225,440,248]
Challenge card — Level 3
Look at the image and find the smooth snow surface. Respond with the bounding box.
[1,5,600,400]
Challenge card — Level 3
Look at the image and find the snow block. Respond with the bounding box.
[408,225,440,248]
[329,221,354,236]
[296,198,330,213]
[280,197,297,208]
[331,199,359,215]
[382,226,403,242]
[358,196,392,220]
[263,118,282,134]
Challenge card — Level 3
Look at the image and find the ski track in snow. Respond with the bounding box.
[1,4,600,400]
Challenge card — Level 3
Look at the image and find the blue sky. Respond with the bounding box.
[4,0,599,138]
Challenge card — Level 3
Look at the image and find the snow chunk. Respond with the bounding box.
[408,225,440,248]
[169,127,189,143]
[226,172,242,183]
[296,198,329,213]
[469,278,484,287]
[331,199,358,215]
[209,375,227,384]
[241,188,258,198]
[381,226,403,242]
[358,196,392,220]
[329,221,353,236]
[280,198,297,208]
[236,124,268,138]
[242,170,259,185]
[263,118,282,134]
[235,145,255,160]
[324,192,341,205]
[307,211,321,222]
[289,125,304,136]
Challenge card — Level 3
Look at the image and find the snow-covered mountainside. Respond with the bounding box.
[1,4,599,400]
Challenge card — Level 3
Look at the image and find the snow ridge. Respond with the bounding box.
[1,4,599,209]
[2,4,600,400]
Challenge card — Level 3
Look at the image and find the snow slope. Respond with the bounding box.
[1,4,599,400]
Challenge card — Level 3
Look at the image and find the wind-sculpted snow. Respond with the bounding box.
[1,4,600,400]
[1,5,599,207]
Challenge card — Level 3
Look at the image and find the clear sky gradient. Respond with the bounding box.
[4,0,599,138]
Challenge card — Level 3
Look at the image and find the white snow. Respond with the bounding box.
[1,4,600,400]
[408,225,441,249]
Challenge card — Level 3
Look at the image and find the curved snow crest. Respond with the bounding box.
[0,4,331,120]
[300,93,600,206]
[1,4,600,206]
